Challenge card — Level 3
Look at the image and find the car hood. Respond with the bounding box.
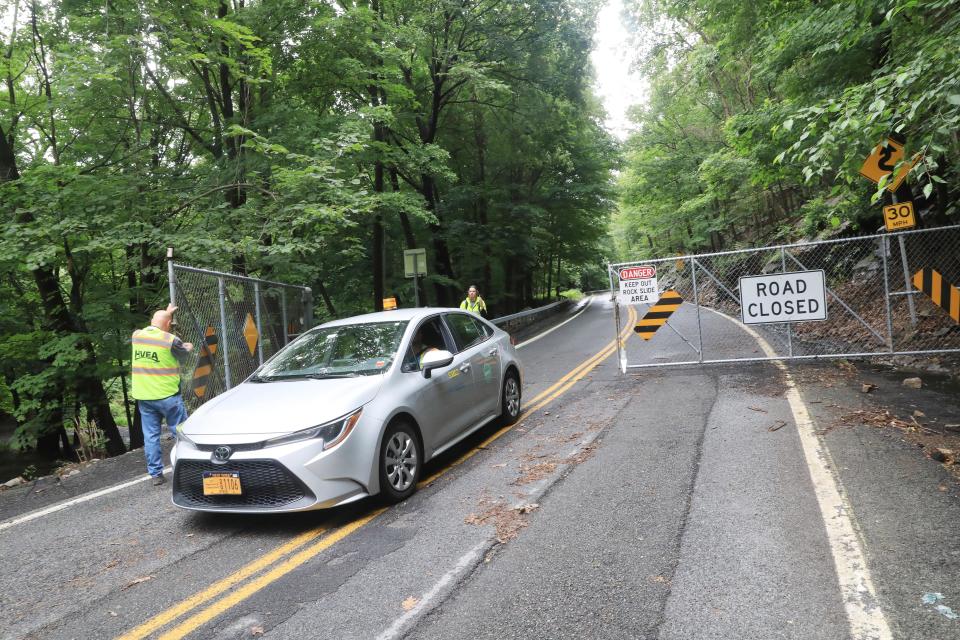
[181,376,384,441]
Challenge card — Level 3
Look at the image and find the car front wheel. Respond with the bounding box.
[379,421,422,503]
[500,371,521,426]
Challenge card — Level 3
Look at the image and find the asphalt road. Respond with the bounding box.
[1,296,958,640]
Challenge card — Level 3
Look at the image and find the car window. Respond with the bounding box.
[445,313,486,352]
[254,321,407,380]
[477,320,494,338]
[402,317,449,372]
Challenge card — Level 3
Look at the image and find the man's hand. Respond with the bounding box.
[166,303,178,314]
[182,342,194,352]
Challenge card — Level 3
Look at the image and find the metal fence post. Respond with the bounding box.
[253,282,264,366]
[781,247,793,358]
[880,237,895,352]
[281,288,289,346]
[167,248,176,306]
[303,287,314,329]
[608,265,624,373]
[691,257,703,362]
[218,277,232,389]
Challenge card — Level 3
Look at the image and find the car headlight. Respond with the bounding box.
[262,409,363,450]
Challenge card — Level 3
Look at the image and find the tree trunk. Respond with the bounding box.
[421,174,456,305]
[130,401,144,450]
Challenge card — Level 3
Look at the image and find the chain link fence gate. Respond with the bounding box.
[167,260,313,409]
[608,225,960,370]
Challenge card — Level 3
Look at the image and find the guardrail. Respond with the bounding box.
[491,299,574,333]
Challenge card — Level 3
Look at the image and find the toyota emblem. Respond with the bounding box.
[213,446,232,462]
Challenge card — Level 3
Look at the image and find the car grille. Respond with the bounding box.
[173,460,315,510]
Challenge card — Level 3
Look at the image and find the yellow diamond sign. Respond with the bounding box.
[242,313,259,356]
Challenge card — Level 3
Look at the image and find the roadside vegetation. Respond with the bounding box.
[0,0,616,465]
[614,0,960,259]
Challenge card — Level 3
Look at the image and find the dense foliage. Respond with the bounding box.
[0,0,617,460]
[615,0,960,259]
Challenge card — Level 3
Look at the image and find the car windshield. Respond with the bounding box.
[252,321,408,380]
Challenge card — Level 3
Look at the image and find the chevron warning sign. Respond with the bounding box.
[634,291,683,340]
[191,326,218,399]
[912,269,960,325]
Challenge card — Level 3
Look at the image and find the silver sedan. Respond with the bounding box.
[170,308,523,513]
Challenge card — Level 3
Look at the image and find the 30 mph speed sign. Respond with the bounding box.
[618,265,658,304]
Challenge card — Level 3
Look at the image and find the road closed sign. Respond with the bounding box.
[618,265,658,304]
[739,270,827,325]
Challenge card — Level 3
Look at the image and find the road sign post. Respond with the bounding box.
[404,248,427,307]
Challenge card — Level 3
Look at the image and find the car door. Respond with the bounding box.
[442,312,500,428]
[401,316,476,454]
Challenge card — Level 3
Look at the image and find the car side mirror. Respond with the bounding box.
[421,349,454,378]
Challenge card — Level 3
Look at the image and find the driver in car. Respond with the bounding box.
[410,328,440,369]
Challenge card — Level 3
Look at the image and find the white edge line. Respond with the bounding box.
[375,541,487,640]
[0,465,172,534]
[0,297,595,533]
[516,296,594,349]
[702,306,892,640]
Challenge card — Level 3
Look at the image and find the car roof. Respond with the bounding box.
[318,307,469,328]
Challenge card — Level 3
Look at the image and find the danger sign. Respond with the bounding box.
[740,270,827,325]
[618,265,658,305]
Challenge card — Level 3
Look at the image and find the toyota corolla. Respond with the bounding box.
[171,308,522,513]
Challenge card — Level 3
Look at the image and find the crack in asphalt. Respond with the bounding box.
[651,372,719,640]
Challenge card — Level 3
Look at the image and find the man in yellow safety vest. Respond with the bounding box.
[459,285,487,317]
[132,304,193,485]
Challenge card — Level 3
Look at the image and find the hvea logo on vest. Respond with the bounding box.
[134,350,161,363]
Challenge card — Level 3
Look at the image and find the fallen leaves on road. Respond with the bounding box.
[861,383,877,394]
[748,406,768,413]
[833,407,960,480]
[465,499,531,543]
[402,596,419,611]
[512,461,558,486]
[767,420,787,432]
[122,576,153,590]
[250,625,265,636]
[837,409,925,433]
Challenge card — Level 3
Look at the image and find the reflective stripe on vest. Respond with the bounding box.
[131,326,181,400]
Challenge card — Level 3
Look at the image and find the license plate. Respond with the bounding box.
[202,472,241,495]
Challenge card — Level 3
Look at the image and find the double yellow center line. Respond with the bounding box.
[118,305,637,640]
